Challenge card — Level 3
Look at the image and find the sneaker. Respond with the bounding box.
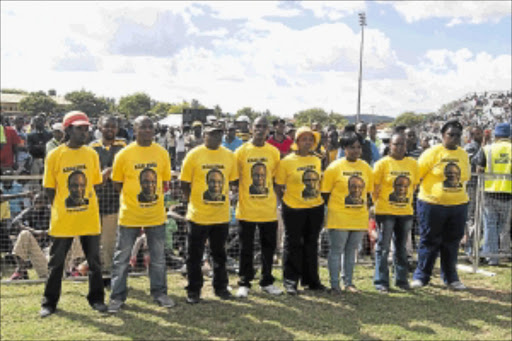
[410,279,426,289]
[107,299,124,314]
[9,270,28,281]
[448,281,467,291]
[154,294,176,308]
[91,302,108,313]
[283,280,298,295]
[260,284,283,295]
[186,292,200,305]
[215,288,233,300]
[375,285,389,293]
[39,306,55,318]
[236,286,250,298]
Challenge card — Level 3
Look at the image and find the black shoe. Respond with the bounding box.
[396,283,410,291]
[283,280,298,295]
[186,292,200,304]
[307,283,327,291]
[215,289,233,300]
[40,306,55,318]
[91,302,108,313]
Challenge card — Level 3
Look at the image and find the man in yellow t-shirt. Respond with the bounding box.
[180,124,238,304]
[234,116,282,298]
[108,116,174,313]
[40,111,106,318]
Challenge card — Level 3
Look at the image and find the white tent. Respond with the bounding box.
[158,114,182,127]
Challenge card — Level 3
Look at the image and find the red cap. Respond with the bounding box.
[62,111,91,128]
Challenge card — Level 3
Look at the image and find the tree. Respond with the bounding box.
[293,108,348,128]
[1,88,28,94]
[118,92,152,118]
[65,90,110,117]
[235,107,260,122]
[392,111,425,127]
[168,100,191,114]
[150,102,173,116]
[213,105,222,118]
[19,92,57,115]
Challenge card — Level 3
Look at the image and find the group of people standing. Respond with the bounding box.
[11,107,508,318]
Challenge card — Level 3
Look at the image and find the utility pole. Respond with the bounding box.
[356,12,366,124]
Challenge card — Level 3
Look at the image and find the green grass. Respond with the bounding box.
[1,263,511,340]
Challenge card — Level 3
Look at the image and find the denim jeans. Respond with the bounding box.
[42,235,104,309]
[413,200,468,284]
[374,215,413,288]
[327,229,365,288]
[482,195,512,264]
[110,225,167,301]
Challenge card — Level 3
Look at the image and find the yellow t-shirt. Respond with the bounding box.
[321,158,373,230]
[235,142,280,222]
[111,142,171,227]
[180,145,238,224]
[0,201,11,220]
[275,153,324,209]
[43,145,102,237]
[417,144,470,205]
[373,156,419,215]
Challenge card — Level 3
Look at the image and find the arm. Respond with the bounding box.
[275,184,285,203]
[321,192,330,205]
[181,181,191,204]
[113,181,123,193]
[43,188,55,205]
[373,184,381,201]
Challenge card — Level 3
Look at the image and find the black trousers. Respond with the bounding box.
[41,235,104,309]
[282,204,324,287]
[237,220,278,288]
[186,222,229,294]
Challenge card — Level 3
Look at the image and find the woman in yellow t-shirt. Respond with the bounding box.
[321,131,373,294]
[411,119,470,291]
[373,133,419,293]
[275,127,324,294]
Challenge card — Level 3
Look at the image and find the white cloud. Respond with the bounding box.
[384,1,511,26]
[300,1,366,21]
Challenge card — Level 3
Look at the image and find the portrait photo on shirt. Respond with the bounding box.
[249,162,269,195]
[203,168,226,202]
[389,175,411,203]
[443,162,462,188]
[65,170,89,208]
[301,169,320,199]
[137,168,158,203]
[345,175,365,206]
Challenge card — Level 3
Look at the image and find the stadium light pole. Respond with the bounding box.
[356,12,366,124]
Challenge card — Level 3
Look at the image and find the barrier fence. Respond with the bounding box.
[0,173,510,283]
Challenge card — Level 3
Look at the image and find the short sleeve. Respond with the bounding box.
[179,151,194,183]
[228,152,239,182]
[411,159,420,186]
[373,159,384,186]
[111,151,124,183]
[42,150,56,189]
[91,152,102,186]
[418,148,434,180]
[366,164,374,193]
[161,150,172,182]
[272,147,280,176]
[320,163,336,193]
[274,159,287,185]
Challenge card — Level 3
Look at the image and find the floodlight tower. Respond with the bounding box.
[356,12,366,124]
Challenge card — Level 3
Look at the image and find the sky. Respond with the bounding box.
[1,1,511,118]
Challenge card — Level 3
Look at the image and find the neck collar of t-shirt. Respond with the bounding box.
[136,141,154,148]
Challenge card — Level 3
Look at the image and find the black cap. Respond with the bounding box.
[441,119,463,134]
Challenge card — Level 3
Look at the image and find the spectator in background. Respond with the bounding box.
[338,122,380,166]
[324,129,339,168]
[479,123,511,266]
[0,188,13,254]
[267,119,293,158]
[404,128,423,159]
[235,116,252,142]
[420,135,431,151]
[45,123,65,155]
[286,125,296,142]
[27,114,52,175]
[175,126,187,170]
[222,123,244,152]
[185,121,204,152]
[115,116,130,141]
[0,169,25,217]
[155,125,170,151]
[9,193,51,280]
[90,115,126,273]
[167,127,176,170]
[368,123,382,150]
[13,116,30,173]
[0,117,21,171]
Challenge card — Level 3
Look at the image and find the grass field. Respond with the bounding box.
[1,263,511,340]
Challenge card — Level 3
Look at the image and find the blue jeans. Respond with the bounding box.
[413,200,468,284]
[482,195,512,264]
[110,225,167,301]
[327,229,365,288]
[374,215,413,288]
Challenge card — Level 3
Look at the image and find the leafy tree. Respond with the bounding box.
[64,90,109,117]
[150,102,173,115]
[293,108,348,128]
[168,100,191,114]
[392,111,425,127]
[235,107,260,122]
[1,88,28,94]
[118,92,152,118]
[19,92,57,115]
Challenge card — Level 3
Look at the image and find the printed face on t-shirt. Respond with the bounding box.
[66,170,89,208]
[302,169,320,199]
[389,175,410,203]
[345,175,365,205]
[249,163,268,195]
[138,168,158,203]
[203,168,225,202]
[443,162,461,188]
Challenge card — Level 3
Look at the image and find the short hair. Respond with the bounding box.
[394,125,407,133]
[272,119,286,127]
[99,115,118,127]
[302,169,319,182]
[340,131,363,149]
[251,162,266,174]
[393,175,410,187]
[348,175,365,186]
[139,168,157,182]
[68,170,86,187]
[206,168,224,182]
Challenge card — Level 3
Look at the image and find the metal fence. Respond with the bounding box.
[1,173,510,283]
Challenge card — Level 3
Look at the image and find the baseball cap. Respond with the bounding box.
[440,119,463,134]
[51,123,64,132]
[494,122,511,138]
[192,121,203,128]
[63,111,91,128]
[204,124,223,133]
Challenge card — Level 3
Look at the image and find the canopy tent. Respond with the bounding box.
[158,114,182,127]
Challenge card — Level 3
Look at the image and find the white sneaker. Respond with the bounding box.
[261,284,283,295]
[448,281,467,291]
[236,286,250,298]
[410,279,425,289]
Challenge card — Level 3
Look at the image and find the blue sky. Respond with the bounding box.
[1,1,511,117]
